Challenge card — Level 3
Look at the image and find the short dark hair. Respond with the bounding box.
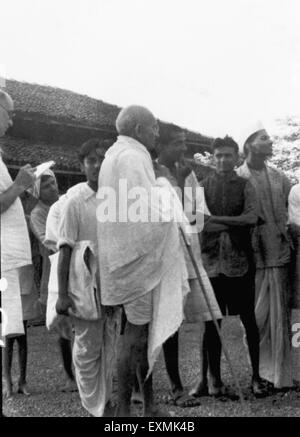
[78,138,106,163]
[211,136,239,154]
[158,122,183,147]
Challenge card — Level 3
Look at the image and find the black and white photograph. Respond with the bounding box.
[0,0,300,419]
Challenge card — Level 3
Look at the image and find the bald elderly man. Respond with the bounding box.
[0,90,36,397]
[97,105,190,417]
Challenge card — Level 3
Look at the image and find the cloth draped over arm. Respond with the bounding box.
[97,136,190,375]
[97,136,188,306]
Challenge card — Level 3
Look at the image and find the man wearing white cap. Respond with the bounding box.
[237,122,294,389]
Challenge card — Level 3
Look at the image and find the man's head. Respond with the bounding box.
[156,123,187,165]
[0,90,14,137]
[116,105,159,151]
[78,138,106,186]
[39,173,59,206]
[244,129,273,167]
[212,136,239,174]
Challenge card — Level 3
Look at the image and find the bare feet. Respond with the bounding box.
[131,389,144,404]
[189,381,209,397]
[103,401,116,417]
[17,383,31,396]
[144,406,171,417]
[3,381,13,399]
[116,405,131,417]
[61,378,78,392]
[251,378,273,397]
[169,388,201,407]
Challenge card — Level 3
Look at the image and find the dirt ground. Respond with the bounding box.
[3,317,300,417]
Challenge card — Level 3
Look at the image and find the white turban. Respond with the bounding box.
[29,169,56,199]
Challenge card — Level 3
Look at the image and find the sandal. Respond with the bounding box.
[259,378,274,390]
[171,389,202,408]
[251,379,271,398]
[210,385,239,401]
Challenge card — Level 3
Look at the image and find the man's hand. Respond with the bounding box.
[204,217,229,233]
[14,164,36,191]
[56,295,74,316]
[177,158,192,181]
[206,223,229,232]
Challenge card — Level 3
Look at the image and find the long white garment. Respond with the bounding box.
[148,223,190,375]
[147,177,190,374]
[237,161,293,388]
[69,240,119,416]
[1,269,24,337]
[288,183,300,226]
[97,136,190,375]
[0,156,32,271]
[255,268,293,388]
[0,156,31,337]
[97,135,189,306]
[72,312,120,417]
[55,182,118,416]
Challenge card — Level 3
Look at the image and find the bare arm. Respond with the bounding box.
[55,197,79,315]
[56,244,75,315]
[210,214,256,227]
[0,182,24,213]
[0,165,36,213]
[57,245,72,298]
[203,219,229,233]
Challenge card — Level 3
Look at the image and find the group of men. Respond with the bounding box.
[1,88,298,417]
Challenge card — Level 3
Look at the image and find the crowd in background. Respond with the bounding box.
[1,89,300,417]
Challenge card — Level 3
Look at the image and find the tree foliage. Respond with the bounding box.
[270,116,300,184]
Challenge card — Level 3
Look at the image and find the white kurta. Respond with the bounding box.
[57,182,118,417]
[0,155,32,337]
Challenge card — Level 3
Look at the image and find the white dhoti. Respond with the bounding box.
[255,267,293,388]
[72,311,120,417]
[1,268,25,339]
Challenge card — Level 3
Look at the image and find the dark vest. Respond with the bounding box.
[202,171,247,217]
[201,171,253,265]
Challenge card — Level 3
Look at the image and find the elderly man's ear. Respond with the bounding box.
[134,123,142,138]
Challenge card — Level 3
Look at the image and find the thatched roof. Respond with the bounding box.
[0,136,81,173]
[5,79,119,131]
[3,79,213,172]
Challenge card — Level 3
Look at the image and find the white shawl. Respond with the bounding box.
[97,135,188,306]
